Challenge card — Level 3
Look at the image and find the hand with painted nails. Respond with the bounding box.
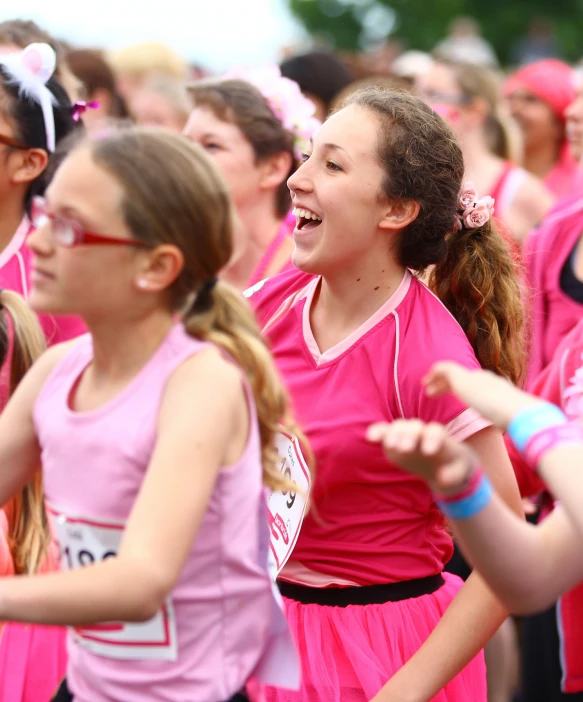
[423,362,538,431]
[366,420,476,494]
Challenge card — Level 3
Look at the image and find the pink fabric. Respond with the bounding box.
[261,573,486,702]
[524,197,583,389]
[248,267,489,586]
[0,514,67,702]
[35,326,292,702]
[503,59,575,124]
[544,144,582,200]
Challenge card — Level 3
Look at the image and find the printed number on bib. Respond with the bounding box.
[46,503,178,661]
[267,432,311,576]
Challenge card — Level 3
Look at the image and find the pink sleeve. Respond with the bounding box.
[38,313,86,346]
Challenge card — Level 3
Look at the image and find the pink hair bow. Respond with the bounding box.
[71,101,99,122]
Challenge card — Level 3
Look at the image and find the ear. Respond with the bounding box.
[258,151,293,191]
[379,198,421,232]
[133,244,185,293]
[465,96,490,128]
[11,148,49,186]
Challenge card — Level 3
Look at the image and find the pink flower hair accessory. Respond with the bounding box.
[455,182,495,231]
[222,64,321,160]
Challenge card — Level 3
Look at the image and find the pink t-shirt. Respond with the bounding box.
[247,268,489,586]
[34,326,297,702]
[524,197,583,388]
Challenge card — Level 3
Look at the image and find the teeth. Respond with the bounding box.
[292,207,322,221]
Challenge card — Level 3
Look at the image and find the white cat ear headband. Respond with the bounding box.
[0,43,57,152]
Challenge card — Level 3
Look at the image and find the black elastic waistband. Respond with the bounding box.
[277,573,444,607]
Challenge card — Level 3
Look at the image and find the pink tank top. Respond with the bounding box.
[34,325,298,702]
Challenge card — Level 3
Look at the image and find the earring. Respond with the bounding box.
[137,279,148,289]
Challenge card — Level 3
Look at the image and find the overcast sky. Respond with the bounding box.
[2,0,307,71]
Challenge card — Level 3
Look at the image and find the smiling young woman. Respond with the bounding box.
[246,88,525,702]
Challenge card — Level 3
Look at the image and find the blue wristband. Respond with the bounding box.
[507,403,567,453]
[435,474,493,520]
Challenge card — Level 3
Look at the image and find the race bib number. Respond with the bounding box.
[47,503,178,661]
[266,432,311,576]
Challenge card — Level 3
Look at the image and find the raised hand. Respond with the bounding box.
[367,419,477,494]
[423,362,538,430]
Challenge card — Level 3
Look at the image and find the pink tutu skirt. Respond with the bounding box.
[0,622,67,702]
[260,573,486,702]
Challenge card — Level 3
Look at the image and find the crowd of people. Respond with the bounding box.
[0,13,582,702]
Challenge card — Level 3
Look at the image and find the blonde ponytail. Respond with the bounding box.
[0,290,50,575]
[184,281,311,491]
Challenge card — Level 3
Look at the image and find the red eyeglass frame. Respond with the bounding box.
[30,196,148,248]
[0,133,29,150]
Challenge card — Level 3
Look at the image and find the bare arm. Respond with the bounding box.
[0,341,77,507]
[505,176,555,244]
[0,349,250,625]
[369,416,583,615]
[369,426,523,702]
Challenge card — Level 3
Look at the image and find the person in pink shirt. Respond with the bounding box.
[504,59,580,200]
[185,66,319,290]
[0,126,303,702]
[0,42,84,362]
[0,290,67,702]
[245,88,525,701]
[523,73,583,387]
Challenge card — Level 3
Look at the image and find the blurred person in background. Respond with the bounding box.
[0,19,82,101]
[434,17,498,69]
[279,50,353,122]
[391,50,434,89]
[511,17,563,67]
[107,41,188,105]
[130,77,192,133]
[185,68,319,290]
[504,60,580,199]
[66,48,128,131]
[417,60,554,245]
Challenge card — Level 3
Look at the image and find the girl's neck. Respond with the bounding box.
[221,199,285,290]
[523,138,562,180]
[0,194,26,254]
[86,308,175,385]
[310,254,406,353]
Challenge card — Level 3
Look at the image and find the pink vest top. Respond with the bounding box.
[34,325,298,702]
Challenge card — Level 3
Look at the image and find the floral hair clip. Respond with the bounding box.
[453,182,495,232]
[222,64,321,160]
[0,43,57,151]
[71,101,99,122]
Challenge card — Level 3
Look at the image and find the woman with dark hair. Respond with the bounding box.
[0,43,85,360]
[185,68,319,290]
[247,88,525,702]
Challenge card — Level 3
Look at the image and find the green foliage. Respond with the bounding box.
[288,0,583,64]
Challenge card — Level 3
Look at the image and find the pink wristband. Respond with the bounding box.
[523,421,583,471]
[434,465,483,503]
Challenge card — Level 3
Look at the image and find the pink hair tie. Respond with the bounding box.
[523,421,583,472]
[71,101,99,122]
[454,181,495,231]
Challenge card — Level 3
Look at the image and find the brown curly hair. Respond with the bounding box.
[342,88,525,385]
